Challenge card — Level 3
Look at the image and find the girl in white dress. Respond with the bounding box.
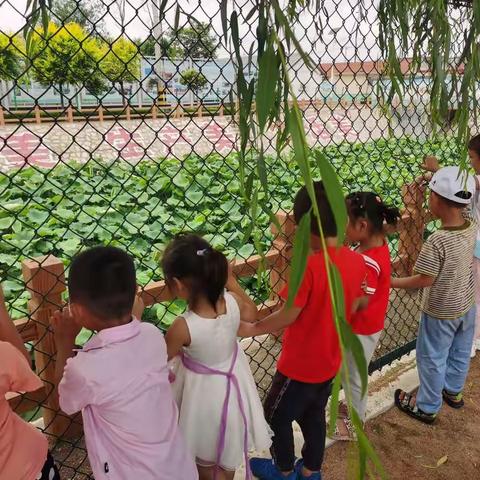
[162,234,272,480]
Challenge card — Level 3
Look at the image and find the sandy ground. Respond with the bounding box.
[52,353,480,480]
[322,356,480,480]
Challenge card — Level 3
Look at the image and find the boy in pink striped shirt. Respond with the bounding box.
[53,246,197,480]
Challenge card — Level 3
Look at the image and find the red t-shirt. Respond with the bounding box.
[278,246,367,383]
[350,243,391,336]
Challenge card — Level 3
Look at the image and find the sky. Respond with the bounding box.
[0,0,382,63]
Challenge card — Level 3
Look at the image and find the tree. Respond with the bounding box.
[0,33,25,81]
[30,22,106,106]
[0,33,26,108]
[169,22,219,59]
[135,35,176,59]
[100,36,141,107]
[179,68,208,103]
[52,0,106,36]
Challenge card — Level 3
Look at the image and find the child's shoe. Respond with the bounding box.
[442,389,464,409]
[294,459,322,479]
[250,458,297,479]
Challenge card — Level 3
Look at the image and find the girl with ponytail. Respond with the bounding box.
[161,234,271,480]
[332,192,400,441]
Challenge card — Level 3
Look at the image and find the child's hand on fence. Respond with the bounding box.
[226,260,238,291]
[421,155,440,174]
[132,288,145,320]
[0,284,6,313]
[51,308,81,345]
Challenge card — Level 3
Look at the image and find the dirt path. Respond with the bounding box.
[323,356,480,480]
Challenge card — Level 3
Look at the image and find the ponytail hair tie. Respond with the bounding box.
[196,249,209,256]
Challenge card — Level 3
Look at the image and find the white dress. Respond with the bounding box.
[171,292,272,471]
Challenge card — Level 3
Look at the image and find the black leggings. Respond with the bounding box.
[37,452,60,480]
[264,371,332,472]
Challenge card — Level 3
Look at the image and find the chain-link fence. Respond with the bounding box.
[0,0,468,477]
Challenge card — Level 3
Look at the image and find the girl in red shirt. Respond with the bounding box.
[333,192,400,441]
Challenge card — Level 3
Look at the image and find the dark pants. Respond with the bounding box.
[264,371,332,472]
[39,452,60,480]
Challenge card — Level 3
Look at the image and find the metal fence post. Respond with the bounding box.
[21,255,75,437]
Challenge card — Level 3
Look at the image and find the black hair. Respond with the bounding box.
[346,192,401,233]
[161,234,228,311]
[431,190,466,209]
[468,134,480,156]
[69,246,136,321]
[293,181,337,237]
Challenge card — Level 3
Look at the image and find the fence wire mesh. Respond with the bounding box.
[0,0,469,477]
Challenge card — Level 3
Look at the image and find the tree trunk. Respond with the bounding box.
[120,81,127,108]
[59,83,65,108]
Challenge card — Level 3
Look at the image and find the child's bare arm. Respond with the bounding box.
[165,317,191,361]
[420,155,440,173]
[391,274,435,290]
[51,309,81,387]
[238,304,301,338]
[0,284,30,363]
[227,264,258,323]
[352,295,369,313]
[132,287,145,320]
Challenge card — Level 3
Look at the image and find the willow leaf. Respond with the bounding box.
[220,0,228,45]
[257,148,268,194]
[286,210,311,308]
[347,328,368,396]
[352,409,387,479]
[289,105,310,183]
[315,150,347,245]
[327,372,342,437]
[257,42,279,132]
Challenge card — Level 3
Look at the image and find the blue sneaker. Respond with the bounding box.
[294,459,322,480]
[249,458,298,479]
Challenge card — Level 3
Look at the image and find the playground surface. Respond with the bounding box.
[0,105,427,170]
[323,356,480,479]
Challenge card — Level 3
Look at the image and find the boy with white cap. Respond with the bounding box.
[392,166,476,424]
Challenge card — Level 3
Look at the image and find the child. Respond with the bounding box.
[246,181,368,480]
[393,166,476,424]
[423,144,480,358]
[468,135,480,356]
[0,284,60,480]
[333,192,400,441]
[162,234,272,480]
[52,246,198,480]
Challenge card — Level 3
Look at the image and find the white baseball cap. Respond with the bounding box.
[429,166,475,205]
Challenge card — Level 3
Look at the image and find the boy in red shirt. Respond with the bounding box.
[246,181,367,480]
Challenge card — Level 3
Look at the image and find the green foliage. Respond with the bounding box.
[0,33,25,82]
[179,68,208,95]
[51,0,107,36]
[378,0,479,150]
[169,21,218,59]
[101,36,140,84]
[30,22,106,102]
[135,35,179,59]
[100,36,141,104]
[0,137,459,327]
